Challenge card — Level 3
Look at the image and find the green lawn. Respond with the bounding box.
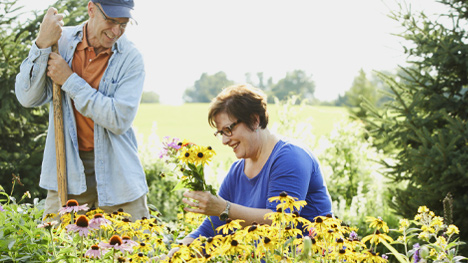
[133,103,348,166]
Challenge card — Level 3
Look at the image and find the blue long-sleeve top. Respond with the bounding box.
[188,139,332,238]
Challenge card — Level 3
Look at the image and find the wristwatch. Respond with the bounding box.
[219,200,231,221]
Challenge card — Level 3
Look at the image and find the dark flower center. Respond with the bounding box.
[204,254,211,259]
[76,215,89,227]
[376,230,381,235]
[226,218,232,223]
[138,252,144,257]
[93,213,103,219]
[337,238,344,243]
[140,242,146,246]
[339,249,346,254]
[279,191,288,197]
[264,237,271,244]
[248,225,257,232]
[91,244,99,250]
[276,208,283,213]
[311,238,317,244]
[178,142,183,146]
[197,152,204,158]
[231,240,239,246]
[66,199,79,207]
[118,208,124,213]
[207,237,214,243]
[109,235,123,246]
[315,217,323,223]
[207,146,212,150]
[185,152,190,157]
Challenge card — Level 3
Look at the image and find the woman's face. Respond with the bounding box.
[214,112,258,160]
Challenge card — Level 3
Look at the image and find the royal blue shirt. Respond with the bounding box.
[188,139,332,238]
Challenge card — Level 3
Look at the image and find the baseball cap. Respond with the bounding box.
[91,0,134,19]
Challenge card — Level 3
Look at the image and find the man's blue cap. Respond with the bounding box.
[91,0,134,19]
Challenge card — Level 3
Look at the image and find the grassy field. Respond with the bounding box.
[133,103,349,166]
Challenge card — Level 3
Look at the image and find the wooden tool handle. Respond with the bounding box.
[52,43,68,207]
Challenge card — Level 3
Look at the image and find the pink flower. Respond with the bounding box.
[88,213,111,229]
[99,235,134,254]
[66,215,91,237]
[59,199,89,215]
[37,221,58,229]
[85,244,104,259]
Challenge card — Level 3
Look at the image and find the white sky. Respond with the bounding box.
[18,0,446,104]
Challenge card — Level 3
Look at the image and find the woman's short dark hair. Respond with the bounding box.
[208,84,269,131]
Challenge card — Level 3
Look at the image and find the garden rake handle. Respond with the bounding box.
[52,43,68,207]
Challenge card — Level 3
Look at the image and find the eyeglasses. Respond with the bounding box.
[94,3,128,30]
[214,120,241,139]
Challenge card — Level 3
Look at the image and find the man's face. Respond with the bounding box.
[87,2,129,51]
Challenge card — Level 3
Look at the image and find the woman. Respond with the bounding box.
[171,84,332,254]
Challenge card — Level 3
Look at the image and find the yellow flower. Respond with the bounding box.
[220,236,249,257]
[364,250,387,263]
[421,225,435,233]
[398,219,410,231]
[418,206,430,213]
[131,252,149,263]
[418,231,430,240]
[192,145,213,166]
[430,216,443,227]
[178,147,195,164]
[366,216,390,233]
[446,224,460,235]
[361,230,394,245]
[216,218,245,235]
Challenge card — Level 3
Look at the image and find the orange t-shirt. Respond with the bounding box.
[71,23,112,151]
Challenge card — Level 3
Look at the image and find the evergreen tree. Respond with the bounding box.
[0,0,88,200]
[362,0,468,252]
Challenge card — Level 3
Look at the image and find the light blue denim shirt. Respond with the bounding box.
[15,23,148,206]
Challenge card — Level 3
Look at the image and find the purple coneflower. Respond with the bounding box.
[99,235,134,254]
[85,244,103,259]
[37,221,58,230]
[122,235,139,247]
[66,215,91,237]
[88,213,111,229]
[59,199,89,215]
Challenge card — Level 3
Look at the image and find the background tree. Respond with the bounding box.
[267,69,315,103]
[183,71,234,103]
[140,91,160,103]
[0,0,88,201]
[361,0,468,251]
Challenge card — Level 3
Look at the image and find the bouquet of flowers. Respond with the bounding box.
[159,136,217,195]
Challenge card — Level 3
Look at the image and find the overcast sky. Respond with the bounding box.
[18,0,446,104]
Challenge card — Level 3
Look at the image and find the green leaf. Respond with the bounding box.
[172,180,188,192]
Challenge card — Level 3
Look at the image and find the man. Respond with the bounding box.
[15,0,149,220]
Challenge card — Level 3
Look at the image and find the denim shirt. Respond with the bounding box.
[15,23,148,206]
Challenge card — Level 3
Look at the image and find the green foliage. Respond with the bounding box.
[0,0,88,201]
[1,0,49,201]
[360,0,468,253]
[140,91,160,103]
[183,71,234,103]
[0,189,49,262]
[144,159,184,222]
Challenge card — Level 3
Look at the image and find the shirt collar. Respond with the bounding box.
[74,22,119,54]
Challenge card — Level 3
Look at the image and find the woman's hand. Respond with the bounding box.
[182,190,226,216]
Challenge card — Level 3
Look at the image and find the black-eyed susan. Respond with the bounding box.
[203,235,223,255]
[216,218,245,235]
[361,229,394,245]
[365,216,390,233]
[178,147,195,165]
[131,252,149,263]
[221,237,249,257]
